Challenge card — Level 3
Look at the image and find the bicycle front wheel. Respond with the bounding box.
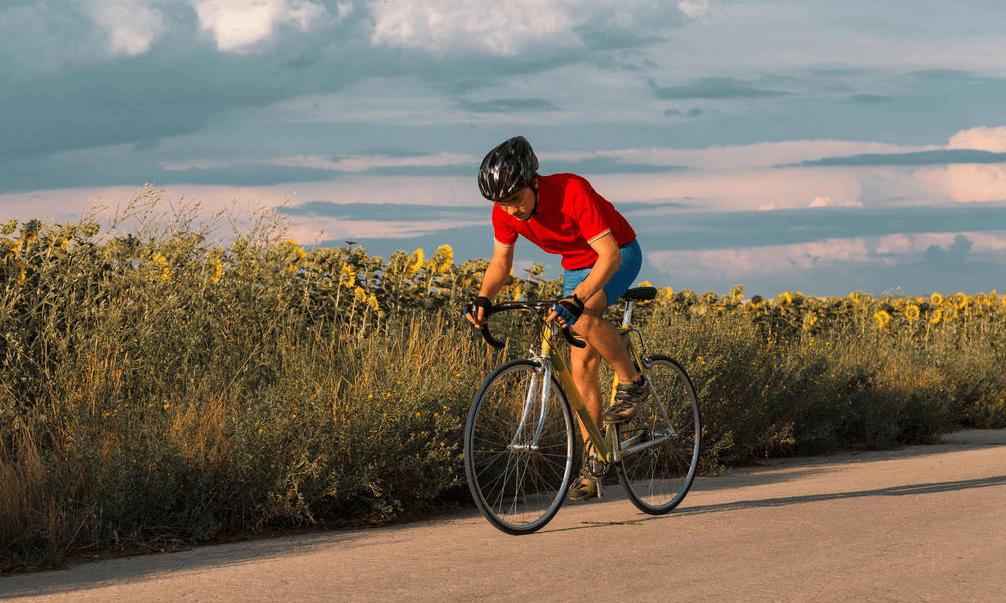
[464,359,576,535]
[616,355,701,514]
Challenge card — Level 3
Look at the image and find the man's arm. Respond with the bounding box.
[468,242,514,327]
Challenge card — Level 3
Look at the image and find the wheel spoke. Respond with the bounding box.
[616,356,701,514]
[465,361,575,534]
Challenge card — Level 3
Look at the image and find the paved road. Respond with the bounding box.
[3,431,1005,603]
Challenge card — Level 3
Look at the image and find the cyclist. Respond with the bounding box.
[466,135,649,502]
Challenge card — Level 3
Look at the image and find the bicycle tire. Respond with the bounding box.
[615,355,701,514]
[464,359,576,534]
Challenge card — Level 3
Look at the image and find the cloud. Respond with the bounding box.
[923,234,972,268]
[790,149,1006,167]
[191,0,329,52]
[281,200,484,222]
[776,126,1006,203]
[677,0,708,19]
[948,126,1006,153]
[86,1,167,57]
[455,98,559,113]
[370,0,695,57]
[930,126,1006,202]
[646,231,1006,296]
[0,2,106,69]
[848,94,893,104]
[649,77,789,100]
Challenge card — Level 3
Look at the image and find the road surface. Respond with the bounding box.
[3,430,1005,602]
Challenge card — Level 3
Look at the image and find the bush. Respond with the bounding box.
[2,190,1004,569]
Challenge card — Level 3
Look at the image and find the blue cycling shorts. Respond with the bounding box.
[562,238,642,306]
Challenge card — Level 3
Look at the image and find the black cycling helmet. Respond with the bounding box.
[478,136,539,201]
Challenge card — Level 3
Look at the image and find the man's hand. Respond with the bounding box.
[547,294,584,328]
[465,296,493,328]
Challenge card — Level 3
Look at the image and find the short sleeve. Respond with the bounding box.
[492,204,519,246]
[566,179,610,243]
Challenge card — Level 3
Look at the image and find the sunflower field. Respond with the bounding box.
[2,190,1004,568]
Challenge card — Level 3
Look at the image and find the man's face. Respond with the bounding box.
[495,187,535,221]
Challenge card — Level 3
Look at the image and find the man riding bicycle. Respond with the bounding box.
[465,135,649,502]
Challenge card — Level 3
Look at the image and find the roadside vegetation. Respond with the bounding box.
[3,188,1004,569]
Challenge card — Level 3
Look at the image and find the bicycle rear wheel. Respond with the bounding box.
[615,355,701,514]
[464,359,576,534]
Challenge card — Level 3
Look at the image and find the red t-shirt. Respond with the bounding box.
[492,173,637,270]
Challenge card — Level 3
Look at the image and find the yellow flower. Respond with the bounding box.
[435,244,453,275]
[286,240,306,272]
[904,304,920,321]
[951,292,968,308]
[873,310,891,329]
[339,264,357,287]
[942,304,956,320]
[209,258,223,283]
[930,292,943,306]
[408,248,424,278]
[929,309,942,325]
[152,253,170,281]
[802,313,818,331]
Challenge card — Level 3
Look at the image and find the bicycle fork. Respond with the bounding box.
[508,350,552,452]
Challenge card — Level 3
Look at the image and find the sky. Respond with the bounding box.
[2,0,1006,297]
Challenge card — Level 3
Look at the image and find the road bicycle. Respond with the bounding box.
[463,287,701,535]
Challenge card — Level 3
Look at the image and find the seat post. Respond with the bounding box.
[621,300,634,328]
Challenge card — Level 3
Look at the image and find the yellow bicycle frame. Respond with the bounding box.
[537,324,645,466]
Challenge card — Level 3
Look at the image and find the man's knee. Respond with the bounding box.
[569,346,601,374]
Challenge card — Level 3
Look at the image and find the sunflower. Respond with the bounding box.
[873,310,891,329]
[942,304,957,320]
[930,292,943,306]
[408,248,424,278]
[904,304,920,321]
[929,309,942,325]
[209,258,223,284]
[434,244,453,275]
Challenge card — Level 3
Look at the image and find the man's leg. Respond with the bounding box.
[571,307,639,386]
[569,340,603,437]
[567,340,604,502]
[572,297,647,425]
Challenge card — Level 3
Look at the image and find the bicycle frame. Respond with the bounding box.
[465,288,701,532]
[526,298,670,467]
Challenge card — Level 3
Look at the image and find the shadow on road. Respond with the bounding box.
[553,474,1006,531]
[680,474,1006,516]
[1,529,371,599]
